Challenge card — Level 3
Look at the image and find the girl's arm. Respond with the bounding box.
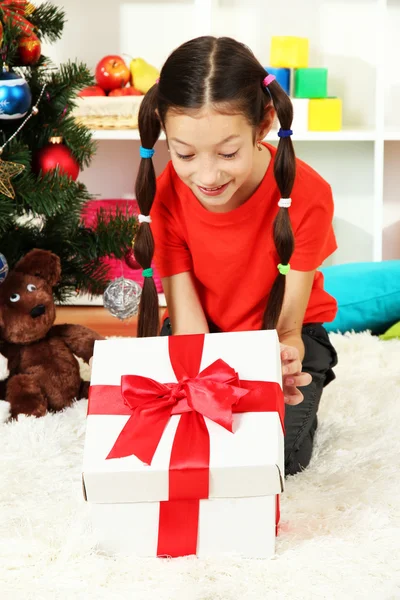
[162,271,210,335]
[277,269,315,404]
[277,269,316,359]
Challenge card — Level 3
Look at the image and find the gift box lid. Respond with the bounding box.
[83,330,285,504]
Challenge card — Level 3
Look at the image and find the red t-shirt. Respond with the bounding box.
[151,143,338,332]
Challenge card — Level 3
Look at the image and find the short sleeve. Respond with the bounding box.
[150,169,192,278]
[290,183,337,271]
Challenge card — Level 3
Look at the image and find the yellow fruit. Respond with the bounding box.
[129,58,160,94]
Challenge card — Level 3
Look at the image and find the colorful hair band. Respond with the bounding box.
[277,263,290,275]
[138,214,152,224]
[263,74,276,87]
[278,129,293,138]
[278,198,292,208]
[140,146,155,159]
[142,267,154,278]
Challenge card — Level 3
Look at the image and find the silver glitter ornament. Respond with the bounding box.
[103,277,142,320]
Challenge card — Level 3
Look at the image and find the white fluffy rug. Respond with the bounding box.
[1,332,400,600]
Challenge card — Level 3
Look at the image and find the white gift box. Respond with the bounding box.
[82,330,285,559]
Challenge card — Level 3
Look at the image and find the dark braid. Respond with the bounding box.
[135,85,161,337]
[261,78,296,329]
[135,37,297,336]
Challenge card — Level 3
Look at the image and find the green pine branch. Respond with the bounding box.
[0,140,92,217]
[89,209,139,259]
[0,17,24,69]
[0,221,41,268]
[0,209,139,300]
[29,2,66,43]
[17,172,94,218]
[0,196,15,231]
[48,61,95,102]
[49,117,96,167]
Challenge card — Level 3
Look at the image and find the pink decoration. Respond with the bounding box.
[81,199,163,293]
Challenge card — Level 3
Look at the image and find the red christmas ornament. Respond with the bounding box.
[17,32,41,65]
[33,137,80,180]
[125,247,140,270]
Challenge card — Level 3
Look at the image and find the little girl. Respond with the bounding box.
[133,36,338,477]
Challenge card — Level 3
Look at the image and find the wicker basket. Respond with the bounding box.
[72,96,143,130]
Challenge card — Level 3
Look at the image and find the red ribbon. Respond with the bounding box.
[1,1,35,34]
[88,334,284,557]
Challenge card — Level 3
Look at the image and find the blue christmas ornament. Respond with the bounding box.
[0,253,8,283]
[0,71,32,120]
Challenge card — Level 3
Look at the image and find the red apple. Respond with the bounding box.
[78,85,107,97]
[95,55,130,92]
[108,87,143,97]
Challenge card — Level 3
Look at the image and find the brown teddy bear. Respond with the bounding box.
[0,248,104,419]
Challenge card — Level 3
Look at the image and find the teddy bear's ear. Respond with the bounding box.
[14,249,61,287]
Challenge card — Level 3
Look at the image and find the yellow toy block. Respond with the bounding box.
[270,36,309,69]
[308,98,342,131]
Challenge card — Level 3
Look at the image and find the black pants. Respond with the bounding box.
[160,320,338,478]
[284,323,337,477]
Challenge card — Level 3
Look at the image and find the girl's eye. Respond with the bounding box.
[176,153,194,161]
[176,151,238,160]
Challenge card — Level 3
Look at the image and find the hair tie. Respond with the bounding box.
[142,267,154,278]
[140,146,155,159]
[277,263,290,276]
[278,198,292,208]
[138,214,152,224]
[278,129,293,138]
[263,74,276,87]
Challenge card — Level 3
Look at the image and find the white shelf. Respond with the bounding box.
[91,127,376,142]
[384,130,400,141]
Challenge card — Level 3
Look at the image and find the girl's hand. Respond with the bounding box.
[280,343,312,405]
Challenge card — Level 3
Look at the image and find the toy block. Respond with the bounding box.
[270,36,309,69]
[294,68,328,98]
[264,67,290,95]
[291,98,310,133]
[308,98,342,131]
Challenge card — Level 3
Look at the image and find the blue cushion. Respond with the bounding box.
[320,261,400,334]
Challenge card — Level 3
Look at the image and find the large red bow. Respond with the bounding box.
[107,357,249,465]
[88,334,284,557]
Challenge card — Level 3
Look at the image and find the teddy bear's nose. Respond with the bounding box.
[30,304,46,319]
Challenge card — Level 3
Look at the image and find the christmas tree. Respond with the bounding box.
[0,1,137,301]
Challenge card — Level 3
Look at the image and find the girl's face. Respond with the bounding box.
[164,106,272,212]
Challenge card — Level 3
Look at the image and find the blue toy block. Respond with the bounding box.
[264,67,290,96]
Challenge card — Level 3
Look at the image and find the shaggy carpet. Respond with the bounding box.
[1,332,399,600]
